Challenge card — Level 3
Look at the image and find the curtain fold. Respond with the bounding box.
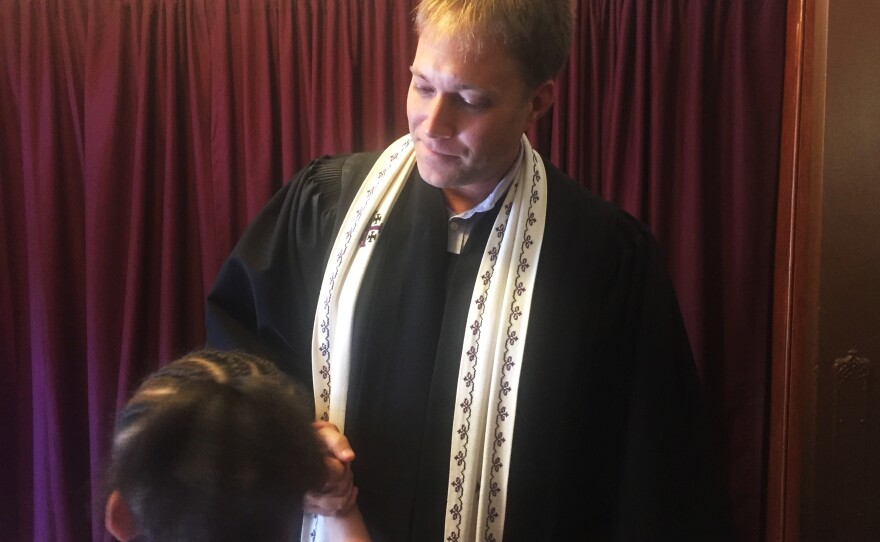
[541,5,786,538]
[0,1,785,540]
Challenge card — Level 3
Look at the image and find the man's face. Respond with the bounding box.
[406,33,546,200]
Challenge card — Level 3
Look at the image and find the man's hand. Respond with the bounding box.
[303,421,359,517]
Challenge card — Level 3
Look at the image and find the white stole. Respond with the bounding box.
[304,133,547,541]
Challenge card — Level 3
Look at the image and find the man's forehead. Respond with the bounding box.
[411,35,519,87]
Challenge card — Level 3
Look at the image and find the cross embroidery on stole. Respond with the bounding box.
[360,212,383,246]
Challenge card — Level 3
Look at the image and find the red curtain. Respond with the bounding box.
[0,1,785,541]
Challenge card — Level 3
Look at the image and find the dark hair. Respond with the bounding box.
[105,349,326,542]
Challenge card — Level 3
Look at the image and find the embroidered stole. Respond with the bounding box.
[303,134,547,541]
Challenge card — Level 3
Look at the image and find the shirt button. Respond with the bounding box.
[450,222,460,231]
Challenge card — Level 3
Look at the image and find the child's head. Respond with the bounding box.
[104,349,326,542]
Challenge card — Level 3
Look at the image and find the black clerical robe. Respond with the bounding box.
[205,152,733,541]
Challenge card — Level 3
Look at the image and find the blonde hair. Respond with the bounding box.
[414,0,575,89]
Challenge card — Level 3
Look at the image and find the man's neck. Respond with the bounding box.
[442,181,501,215]
[439,143,525,215]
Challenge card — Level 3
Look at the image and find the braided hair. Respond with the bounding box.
[105,349,327,542]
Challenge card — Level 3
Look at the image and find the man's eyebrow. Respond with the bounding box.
[408,66,484,92]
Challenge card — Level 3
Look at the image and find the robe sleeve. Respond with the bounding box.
[204,156,347,384]
[611,213,734,540]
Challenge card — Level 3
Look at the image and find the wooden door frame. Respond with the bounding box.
[765,0,827,540]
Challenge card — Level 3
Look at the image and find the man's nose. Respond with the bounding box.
[423,95,455,138]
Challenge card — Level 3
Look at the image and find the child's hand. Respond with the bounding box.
[303,421,358,517]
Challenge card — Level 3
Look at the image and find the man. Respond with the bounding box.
[205,0,733,540]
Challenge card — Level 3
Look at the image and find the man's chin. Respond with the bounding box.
[417,173,452,190]
[415,161,458,189]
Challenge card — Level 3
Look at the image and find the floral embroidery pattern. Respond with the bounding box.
[446,143,546,542]
[482,151,544,540]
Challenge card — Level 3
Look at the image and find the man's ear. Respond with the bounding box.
[105,490,140,541]
[525,79,557,128]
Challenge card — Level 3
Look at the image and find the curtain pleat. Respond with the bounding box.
[0,1,785,540]
[537,6,786,537]
[9,1,91,541]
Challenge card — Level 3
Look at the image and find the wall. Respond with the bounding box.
[810,0,880,538]
[768,0,880,540]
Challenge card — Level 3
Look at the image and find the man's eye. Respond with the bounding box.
[462,97,489,110]
[413,84,433,95]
